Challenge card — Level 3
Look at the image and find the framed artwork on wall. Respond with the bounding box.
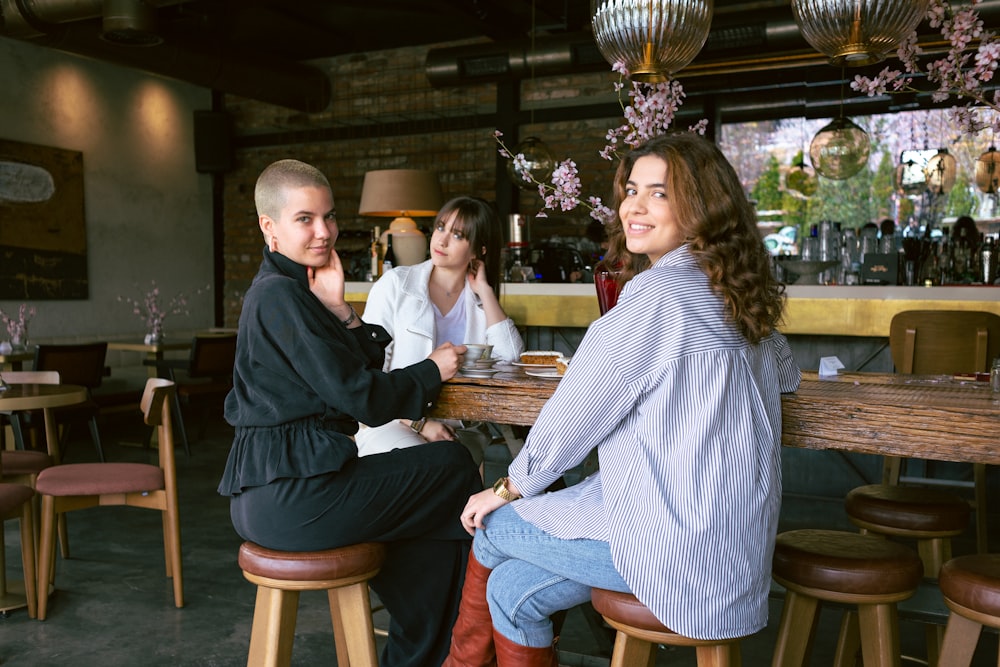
[0,138,88,299]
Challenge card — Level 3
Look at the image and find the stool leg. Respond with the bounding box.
[247,586,299,667]
[857,603,900,667]
[937,612,981,667]
[771,591,819,666]
[833,611,860,667]
[695,643,741,667]
[608,630,655,667]
[330,581,379,667]
[329,588,351,667]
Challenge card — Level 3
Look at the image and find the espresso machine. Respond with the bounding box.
[505,214,531,281]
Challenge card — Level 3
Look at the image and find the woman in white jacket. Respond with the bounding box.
[358,196,524,457]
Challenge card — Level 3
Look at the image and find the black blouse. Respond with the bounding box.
[218,248,441,495]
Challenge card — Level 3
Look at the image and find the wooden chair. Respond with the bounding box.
[0,482,37,619]
[1,370,61,452]
[885,310,1000,554]
[34,378,183,620]
[147,333,236,454]
[28,343,110,462]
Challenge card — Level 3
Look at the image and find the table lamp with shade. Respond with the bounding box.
[358,169,443,266]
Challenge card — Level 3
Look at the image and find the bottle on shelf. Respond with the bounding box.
[370,225,382,280]
[382,232,396,274]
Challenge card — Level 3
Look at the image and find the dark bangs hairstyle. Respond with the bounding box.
[434,196,503,298]
[603,132,785,344]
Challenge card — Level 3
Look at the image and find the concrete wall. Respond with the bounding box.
[0,37,216,360]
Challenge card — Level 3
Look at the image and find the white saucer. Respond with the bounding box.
[460,368,502,377]
[525,370,561,379]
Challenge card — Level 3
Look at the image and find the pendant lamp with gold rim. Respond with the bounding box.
[508,136,556,191]
[810,117,870,180]
[925,148,957,195]
[791,0,930,67]
[977,146,1000,194]
[591,0,714,83]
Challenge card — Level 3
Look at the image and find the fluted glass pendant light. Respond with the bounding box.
[925,148,957,195]
[976,146,1000,194]
[591,0,714,83]
[791,0,929,67]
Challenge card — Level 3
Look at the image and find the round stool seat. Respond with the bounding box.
[591,588,744,647]
[773,529,922,597]
[846,484,970,536]
[940,554,1000,618]
[239,541,385,584]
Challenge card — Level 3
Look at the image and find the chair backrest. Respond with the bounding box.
[889,310,1000,374]
[33,343,108,389]
[187,334,237,379]
[0,370,60,385]
[141,378,178,472]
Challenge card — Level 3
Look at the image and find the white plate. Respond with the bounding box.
[526,370,562,379]
[460,368,502,377]
[512,361,557,369]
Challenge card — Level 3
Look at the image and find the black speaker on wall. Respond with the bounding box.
[194,110,233,174]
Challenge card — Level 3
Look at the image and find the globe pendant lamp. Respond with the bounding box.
[925,148,957,195]
[809,117,870,180]
[791,0,929,67]
[976,146,1000,194]
[591,0,714,83]
[507,137,555,191]
[785,158,818,198]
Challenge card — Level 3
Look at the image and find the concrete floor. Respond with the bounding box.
[2,412,998,666]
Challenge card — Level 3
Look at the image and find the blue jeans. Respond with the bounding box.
[473,504,631,648]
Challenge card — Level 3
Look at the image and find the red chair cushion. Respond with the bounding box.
[35,463,164,496]
[2,450,54,475]
[0,482,35,515]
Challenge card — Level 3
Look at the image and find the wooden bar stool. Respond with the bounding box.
[937,554,1000,666]
[238,541,385,667]
[771,529,923,667]
[591,588,744,666]
[845,483,971,663]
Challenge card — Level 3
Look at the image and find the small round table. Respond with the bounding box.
[0,383,88,614]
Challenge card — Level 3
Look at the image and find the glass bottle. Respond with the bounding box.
[382,232,396,274]
[370,225,382,280]
[991,357,1000,395]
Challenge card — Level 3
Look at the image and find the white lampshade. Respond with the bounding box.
[358,169,443,266]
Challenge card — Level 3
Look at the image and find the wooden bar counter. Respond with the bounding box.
[430,368,1000,465]
[347,282,1000,337]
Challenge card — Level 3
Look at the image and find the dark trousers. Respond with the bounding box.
[231,440,483,667]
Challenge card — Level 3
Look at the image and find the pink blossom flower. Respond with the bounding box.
[0,303,35,342]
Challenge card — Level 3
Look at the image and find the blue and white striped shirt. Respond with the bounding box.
[510,244,800,640]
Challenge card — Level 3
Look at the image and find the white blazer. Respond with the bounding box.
[356,260,524,456]
[362,260,523,371]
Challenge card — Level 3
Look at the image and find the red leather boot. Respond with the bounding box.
[442,552,497,667]
[494,630,559,667]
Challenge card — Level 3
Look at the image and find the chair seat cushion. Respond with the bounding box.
[591,588,675,634]
[846,484,970,533]
[35,463,164,496]
[0,482,35,515]
[940,554,1000,618]
[773,529,922,596]
[239,541,385,583]
[1,450,54,475]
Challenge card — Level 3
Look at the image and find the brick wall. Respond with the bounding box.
[221,39,621,326]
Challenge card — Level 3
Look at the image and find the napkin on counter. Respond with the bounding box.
[819,356,845,377]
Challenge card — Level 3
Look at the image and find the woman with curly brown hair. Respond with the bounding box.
[443,132,800,666]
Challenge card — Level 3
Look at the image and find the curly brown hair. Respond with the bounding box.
[603,132,785,344]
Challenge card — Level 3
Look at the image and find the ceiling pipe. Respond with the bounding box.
[0,0,332,112]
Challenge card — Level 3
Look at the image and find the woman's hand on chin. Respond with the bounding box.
[309,248,347,311]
